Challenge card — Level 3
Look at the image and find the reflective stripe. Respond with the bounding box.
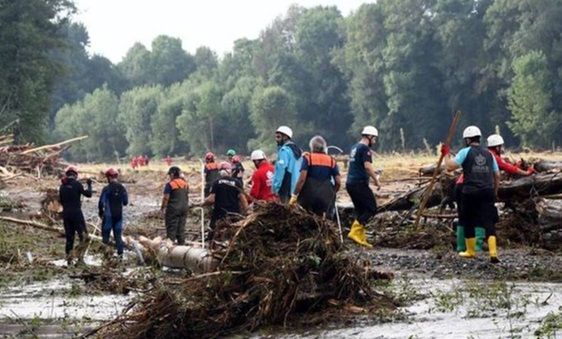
[169,178,188,190]
[304,152,335,168]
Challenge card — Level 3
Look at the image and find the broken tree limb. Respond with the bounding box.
[414,111,461,228]
[534,160,562,173]
[138,236,217,272]
[497,173,562,201]
[0,216,102,242]
[20,135,88,154]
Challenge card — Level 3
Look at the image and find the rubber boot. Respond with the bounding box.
[456,224,465,252]
[475,227,486,252]
[347,220,373,249]
[459,238,476,258]
[488,236,500,263]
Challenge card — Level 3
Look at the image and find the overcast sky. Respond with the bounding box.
[74,0,369,63]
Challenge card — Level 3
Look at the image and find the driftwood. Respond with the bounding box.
[138,236,216,272]
[534,160,562,173]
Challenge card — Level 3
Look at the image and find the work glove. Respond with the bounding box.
[86,178,93,186]
[526,167,536,175]
[289,194,298,205]
[440,144,450,157]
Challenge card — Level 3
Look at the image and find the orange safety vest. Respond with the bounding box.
[303,152,336,169]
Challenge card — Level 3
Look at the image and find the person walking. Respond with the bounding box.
[98,168,128,260]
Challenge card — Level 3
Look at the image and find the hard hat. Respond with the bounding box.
[276,125,293,139]
[205,152,215,161]
[226,149,236,156]
[65,165,78,176]
[462,125,482,138]
[361,125,378,137]
[250,150,266,161]
[487,134,504,147]
[219,161,232,171]
[167,166,181,176]
[231,155,241,164]
[105,168,119,177]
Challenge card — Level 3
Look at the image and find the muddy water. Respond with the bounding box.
[270,278,562,339]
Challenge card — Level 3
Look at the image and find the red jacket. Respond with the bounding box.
[489,149,521,175]
[250,161,276,202]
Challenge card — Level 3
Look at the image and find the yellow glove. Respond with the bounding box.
[289,194,298,205]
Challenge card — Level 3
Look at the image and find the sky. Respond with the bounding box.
[74,0,369,63]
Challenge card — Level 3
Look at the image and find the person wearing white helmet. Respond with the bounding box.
[487,134,535,177]
[290,135,341,216]
[249,150,276,202]
[345,126,381,249]
[272,125,302,202]
[443,126,501,263]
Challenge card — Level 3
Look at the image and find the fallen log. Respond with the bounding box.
[20,135,88,154]
[138,236,216,273]
[534,160,562,173]
[535,198,562,250]
[497,173,562,201]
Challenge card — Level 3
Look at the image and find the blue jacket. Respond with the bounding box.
[272,141,302,196]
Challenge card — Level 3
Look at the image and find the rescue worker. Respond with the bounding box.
[487,134,535,176]
[200,162,248,240]
[204,152,220,197]
[249,150,276,202]
[143,155,150,166]
[346,126,381,249]
[272,126,302,203]
[160,166,189,245]
[443,126,501,263]
[227,149,236,161]
[59,165,92,265]
[98,168,128,259]
[290,136,341,216]
[231,155,245,182]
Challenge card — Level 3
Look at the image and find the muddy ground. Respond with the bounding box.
[0,162,561,338]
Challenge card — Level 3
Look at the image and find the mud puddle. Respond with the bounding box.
[266,278,562,339]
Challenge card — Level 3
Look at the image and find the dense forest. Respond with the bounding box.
[1,0,561,161]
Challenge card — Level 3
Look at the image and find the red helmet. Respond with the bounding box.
[65,165,78,176]
[231,155,241,164]
[105,168,119,178]
[205,152,215,161]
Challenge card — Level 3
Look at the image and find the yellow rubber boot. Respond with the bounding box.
[459,238,476,258]
[488,236,500,263]
[348,220,373,249]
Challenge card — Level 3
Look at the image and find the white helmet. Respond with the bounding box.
[250,150,266,161]
[362,125,378,137]
[487,134,504,147]
[462,125,481,139]
[276,126,293,139]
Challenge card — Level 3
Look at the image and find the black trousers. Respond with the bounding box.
[346,182,377,226]
[165,208,187,245]
[63,211,87,255]
[460,189,498,238]
[298,178,335,216]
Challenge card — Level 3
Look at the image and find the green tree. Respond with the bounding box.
[119,85,163,156]
[249,86,297,152]
[0,0,75,142]
[507,51,559,147]
[118,42,152,87]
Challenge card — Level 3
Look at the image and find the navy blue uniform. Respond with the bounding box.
[298,152,339,216]
[98,182,128,255]
[346,143,377,225]
[59,177,92,255]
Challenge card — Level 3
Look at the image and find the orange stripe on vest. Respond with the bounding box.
[205,162,218,170]
[170,178,188,190]
[303,152,335,168]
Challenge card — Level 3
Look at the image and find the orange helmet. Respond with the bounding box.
[205,152,215,162]
[231,155,241,164]
[105,168,119,178]
[65,165,78,176]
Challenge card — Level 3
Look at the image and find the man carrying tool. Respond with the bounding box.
[98,168,128,260]
[290,136,341,216]
[160,166,189,245]
[59,165,92,266]
[200,162,248,241]
[487,134,535,177]
[272,126,302,203]
[249,150,276,202]
[346,126,381,249]
[443,126,501,263]
[204,152,220,197]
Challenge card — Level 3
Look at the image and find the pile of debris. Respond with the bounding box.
[0,134,87,180]
[94,203,396,338]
